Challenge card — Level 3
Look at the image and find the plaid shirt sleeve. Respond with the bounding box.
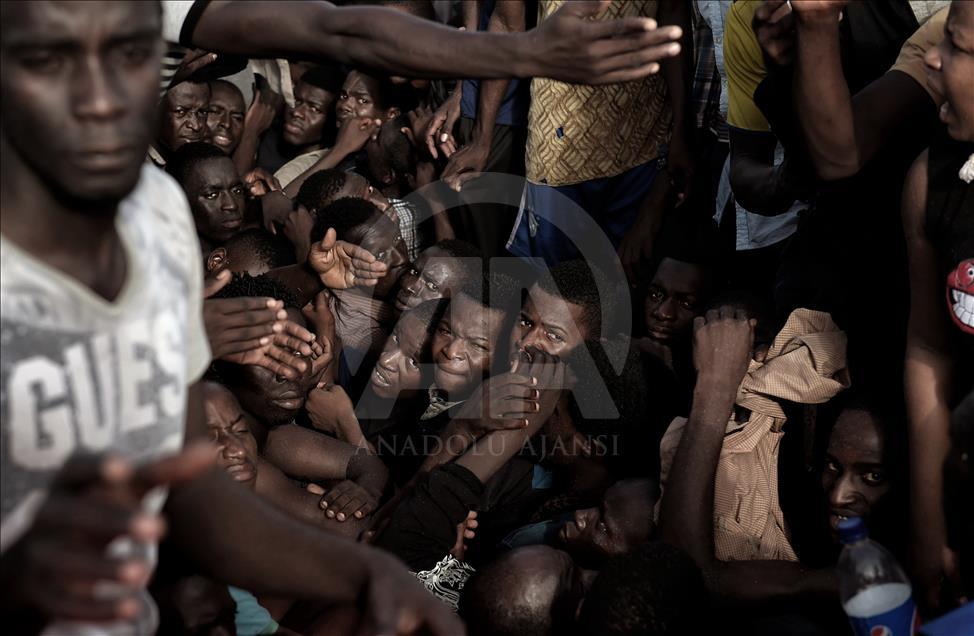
[390,198,423,261]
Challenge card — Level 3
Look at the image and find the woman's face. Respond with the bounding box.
[821,409,891,538]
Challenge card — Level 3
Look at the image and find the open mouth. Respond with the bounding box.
[950,287,974,330]
[212,134,232,147]
[372,367,392,388]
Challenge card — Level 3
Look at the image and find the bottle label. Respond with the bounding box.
[848,598,918,636]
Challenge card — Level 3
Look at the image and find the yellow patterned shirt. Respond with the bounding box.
[526,0,672,186]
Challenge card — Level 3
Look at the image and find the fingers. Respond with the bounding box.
[35,496,165,544]
[320,227,337,252]
[278,321,315,353]
[133,442,216,492]
[30,540,151,588]
[262,345,310,378]
[203,269,232,298]
[53,453,133,491]
[30,586,143,623]
[307,482,326,495]
[209,296,283,316]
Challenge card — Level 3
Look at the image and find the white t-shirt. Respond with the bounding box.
[0,164,210,634]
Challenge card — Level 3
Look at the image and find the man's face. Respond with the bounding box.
[232,309,318,427]
[511,286,592,358]
[335,172,390,213]
[644,258,708,346]
[203,382,259,489]
[925,2,974,141]
[0,1,162,203]
[205,82,244,154]
[395,246,469,313]
[283,81,333,147]
[159,81,209,152]
[432,294,507,399]
[371,313,430,399]
[184,157,246,244]
[336,70,388,128]
[558,479,656,568]
[351,216,408,299]
[821,409,890,538]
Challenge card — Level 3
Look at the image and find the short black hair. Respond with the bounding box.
[458,270,523,318]
[295,169,350,217]
[222,228,296,271]
[167,142,228,186]
[212,272,301,311]
[579,542,707,636]
[299,64,345,96]
[208,78,244,103]
[435,239,482,260]
[535,260,608,339]
[378,114,418,179]
[402,298,450,338]
[310,197,381,243]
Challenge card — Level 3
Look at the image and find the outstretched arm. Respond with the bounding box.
[658,309,836,607]
[190,0,682,85]
[168,383,461,635]
[789,0,936,179]
[901,151,957,613]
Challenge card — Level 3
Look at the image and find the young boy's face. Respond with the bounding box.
[205,82,245,154]
[511,285,593,358]
[348,215,407,299]
[184,157,246,244]
[431,294,507,399]
[336,70,389,128]
[371,312,430,399]
[644,257,708,346]
[203,382,259,490]
[284,80,334,147]
[395,246,470,314]
[557,479,656,569]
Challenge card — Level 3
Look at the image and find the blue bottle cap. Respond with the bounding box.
[837,516,868,544]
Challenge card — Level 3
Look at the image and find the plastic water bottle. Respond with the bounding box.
[837,517,918,636]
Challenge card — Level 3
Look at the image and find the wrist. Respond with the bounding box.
[511,31,539,78]
[694,372,741,397]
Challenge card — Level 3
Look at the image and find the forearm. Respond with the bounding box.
[456,426,532,484]
[905,344,953,569]
[708,561,837,607]
[283,146,353,199]
[232,130,261,176]
[470,1,527,144]
[264,423,358,482]
[346,453,388,500]
[195,2,536,80]
[416,420,477,475]
[167,468,370,598]
[794,17,857,179]
[658,0,692,134]
[729,155,801,216]
[659,378,736,566]
[256,459,365,539]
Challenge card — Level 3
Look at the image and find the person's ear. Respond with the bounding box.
[386,106,401,121]
[206,247,228,273]
[380,167,397,186]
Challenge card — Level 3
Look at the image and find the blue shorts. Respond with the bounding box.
[507,159,662,266]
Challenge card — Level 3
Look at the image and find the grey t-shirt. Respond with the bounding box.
[1,164,210,634]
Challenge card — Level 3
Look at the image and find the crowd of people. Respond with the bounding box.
[0,0,971,635]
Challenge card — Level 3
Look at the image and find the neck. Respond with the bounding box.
[1,137,126,299]
[1,149,118,258]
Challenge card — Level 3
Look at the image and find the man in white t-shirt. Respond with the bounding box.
[0,3,459,634]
